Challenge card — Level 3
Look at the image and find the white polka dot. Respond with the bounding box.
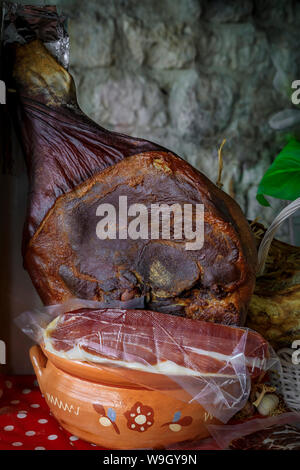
[5,381,12,389]
[25,431,36,436]
[22,389,31,395]
[4,425,14,431]
[30,404,40,408]
[11,400,20,405]
[90,443,97,447]
[48,434,58,440]
[38,419,48,424]
[12,442,23,447]
[17,413,27,419]
[35,447,45,450]
[69,435,79,441]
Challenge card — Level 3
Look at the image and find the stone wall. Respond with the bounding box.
[58,0,300,240]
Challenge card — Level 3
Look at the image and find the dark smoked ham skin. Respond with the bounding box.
[10,38,257,324]
[46,308,269,378]
[20,100,164,249]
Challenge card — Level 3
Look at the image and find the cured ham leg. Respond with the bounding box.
[6,8,257,324]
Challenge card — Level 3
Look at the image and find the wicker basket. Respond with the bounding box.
[257,199,300,411]
[271,348,300,411]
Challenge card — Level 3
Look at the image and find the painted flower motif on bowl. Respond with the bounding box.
[93,404,120,434]
[161,411,193,432]
[124,402,154,432]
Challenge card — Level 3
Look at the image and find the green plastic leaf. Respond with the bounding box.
[257,139,300,206]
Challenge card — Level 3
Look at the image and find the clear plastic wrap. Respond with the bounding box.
[166,412,300,450]
[16,299,279,424]
[207,411,300,449]
[2,2,69,68]
[1,2,69,176]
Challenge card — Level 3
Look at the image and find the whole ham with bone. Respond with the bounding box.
[5,5,257,325]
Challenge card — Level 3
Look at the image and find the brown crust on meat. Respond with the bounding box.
[24,151,256,324]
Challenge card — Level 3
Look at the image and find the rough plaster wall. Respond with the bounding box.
[1,0,300,374]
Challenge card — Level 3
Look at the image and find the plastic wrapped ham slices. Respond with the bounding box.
[4,5,257,325]
[17,301,278,423]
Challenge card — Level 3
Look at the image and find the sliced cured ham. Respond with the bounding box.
[44,308,270,379]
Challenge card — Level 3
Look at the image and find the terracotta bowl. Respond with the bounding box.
[30,345,221,449]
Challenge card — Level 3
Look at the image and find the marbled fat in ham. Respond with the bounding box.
[44,308,269,377]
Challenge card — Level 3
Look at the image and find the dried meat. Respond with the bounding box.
[5,7,257,324]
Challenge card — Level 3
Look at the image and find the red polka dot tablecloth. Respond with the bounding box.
[0,375,106,450]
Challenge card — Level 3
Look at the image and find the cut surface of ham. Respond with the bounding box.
[44,308,270,378]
